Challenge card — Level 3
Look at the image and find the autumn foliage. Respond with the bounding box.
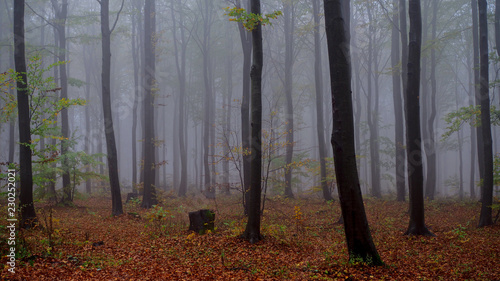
[1,196,499,280]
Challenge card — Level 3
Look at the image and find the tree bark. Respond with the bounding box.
[100,0,123,216]
[141,0,158,208]
[471,0,485,188]
[392,0,406,202]
[242,0,263,244]
[236,0,252,215]
[313,0,333,201]
[404,0,433,236]
[171,0,188,197]
[283,0,295,199]
[51,0,71,204]
[323,0,383,265]
[477,0,494,227]
[14,0,37,228]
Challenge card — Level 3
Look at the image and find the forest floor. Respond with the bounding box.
[1,193,499,280]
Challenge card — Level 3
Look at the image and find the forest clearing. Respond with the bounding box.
[1,195,499,280]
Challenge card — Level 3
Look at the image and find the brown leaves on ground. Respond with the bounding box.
[1,196,499,280]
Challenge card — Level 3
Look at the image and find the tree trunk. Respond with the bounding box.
[477,0,494,227]
[242,0,263,244]
[14,0,37,228]
[472,0,485,187]
[50,0,71,204]
[283,0,295,199]
[366,2,381,198]
[392,0,406,202]
[323,0,383,265]
[171,0,188,197]
[237,0,252,215]
[313,0,333,201]
[141,0,158,208]
[404,0,433,236]
[83,45,92,195]
[100,0,123,216]
[131,3,141,191]
[424,0,438,200]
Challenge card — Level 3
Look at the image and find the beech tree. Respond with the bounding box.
[99,0,124,216]
[141,0,158,208]
[242,0,264,244]
[477,0,494,227]
[404,0,433,236]
[14,0,38,228]
[323,0,383,265]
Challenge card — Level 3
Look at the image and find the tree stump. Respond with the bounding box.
[126,192,138,203]
[188,209,215,234]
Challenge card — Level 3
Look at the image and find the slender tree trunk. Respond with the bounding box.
[477,0,494,227]
[366,2,381,198]
[14,0,37,228]
[50,0,71,204]
[236,0,252,215]
[100,0,123,216]
[223,18,233,196]
[313,0,333,201]
[392,0,406,202]
[171,0,188,197]
[141,0,158,208]
[323,0,383,265]
[424,0,438,200]
[404,0,433,236]
[131,4,141,191]
[242,0,263,244]
[283,0,295,199]
[472,0,485,187]
[83,45,92,194]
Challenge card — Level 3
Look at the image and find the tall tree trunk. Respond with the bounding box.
[242,0,263,244]
[366,2,381,198]
[131,3,141,191]
[323,0,382,265]
[223,18,233,196]
[283,0,295,199]
[424,0,438,200]
[141,0,158,208]
[171,0,188,197]
[236,0,252,215]
[51,0,71,204]
[100,0,123,216]
[472,0,485,187]
[392,0,406,202]
[313,0,333,201]
[83,45,92,194]
[404,0,433,236]
[14,0,37,228]
[477,0,494,227]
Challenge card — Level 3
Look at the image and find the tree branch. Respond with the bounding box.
[110,0,125,34]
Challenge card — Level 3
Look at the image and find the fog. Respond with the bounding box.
[1,0,499,200]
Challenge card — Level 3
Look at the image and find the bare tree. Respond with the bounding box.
[141,0,158,208]
[477,0,494,227]
[324,0,383,264]
[98,0,124,216]
[404,0,433,236]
